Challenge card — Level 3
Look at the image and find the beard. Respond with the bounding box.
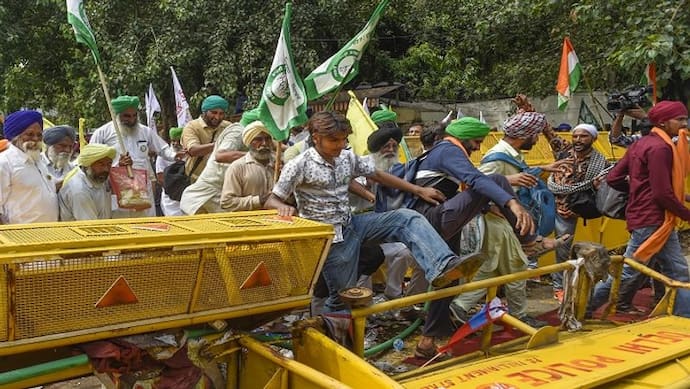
[85,167,109,185]
[16,141,43,163]
[573,142,593,153]
[47,146,72,169]
[372,152,398,171]
[250,147,273,162]
[117,119,137,134]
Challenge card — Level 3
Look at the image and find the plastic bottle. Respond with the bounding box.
[393,338,404,352]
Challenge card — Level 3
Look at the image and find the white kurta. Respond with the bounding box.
[58,169,112,221]
[41,152,75,181]
[90,121,177,218]
[0,144,58,224]
[155,156,183,216]
[180,123,245,215]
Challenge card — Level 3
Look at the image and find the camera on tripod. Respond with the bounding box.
[606,86,653,112]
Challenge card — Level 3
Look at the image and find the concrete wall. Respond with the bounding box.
[450,92,612,129]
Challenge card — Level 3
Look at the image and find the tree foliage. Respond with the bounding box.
[1,0,688,129]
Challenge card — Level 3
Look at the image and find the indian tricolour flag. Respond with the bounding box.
[556,37,582,111]
[66,0,101,64]
[257,3,308,141]
[641,63,657,105]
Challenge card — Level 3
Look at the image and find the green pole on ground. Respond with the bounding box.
[0,354,90,385]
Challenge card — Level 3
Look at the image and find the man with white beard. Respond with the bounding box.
[0,110,58,224]
[90,95,186,218]
[219,121,275,212]
[356,124,429,306]
[41,125,77,182]
[59,143,116,221]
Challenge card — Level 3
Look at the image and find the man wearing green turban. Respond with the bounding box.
[155,127,186,216]
[371,108,398,125]
[58,143,116,221]
[111,95,140,114]
[182,95,234,182]
[406,116,548,359]
[90,94,186,218]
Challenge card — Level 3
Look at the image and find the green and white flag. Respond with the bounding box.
[258,3,308,141]
[303,0,390,100]
[66,0,101,64]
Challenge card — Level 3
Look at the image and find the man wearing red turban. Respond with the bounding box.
[589,100,690,317]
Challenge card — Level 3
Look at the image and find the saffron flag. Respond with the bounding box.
[437,297,507,354]
[145,83,161,134]
[556,37,582,111]
[641,63,658,105]
[303,0,390,100]
[171,67,192,127]
[345,90,377,155]
[257,3,308,141]
[66,0,101,64]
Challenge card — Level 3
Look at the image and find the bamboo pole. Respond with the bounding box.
[96,64,132,177]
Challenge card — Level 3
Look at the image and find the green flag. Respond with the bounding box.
[257,3,308,141]
[66,0,101,64]
[303,0,390,100]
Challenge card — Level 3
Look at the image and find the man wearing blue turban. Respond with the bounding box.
[182,95,236,182]
[90,95,186,218]
[0,110,59,224]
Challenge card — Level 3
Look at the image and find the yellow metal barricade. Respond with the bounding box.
[0,211,333,355]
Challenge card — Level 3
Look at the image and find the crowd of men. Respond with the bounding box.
[1,94,689,359]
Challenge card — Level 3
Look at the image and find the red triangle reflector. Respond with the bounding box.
[95,275,139,308]
[240,261,272,290]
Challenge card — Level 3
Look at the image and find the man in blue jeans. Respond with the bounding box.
[587,100,690,318]
[265,111,474,312]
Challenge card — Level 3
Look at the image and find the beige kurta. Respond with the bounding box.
[220,153,274,212]
[181,117,230,181]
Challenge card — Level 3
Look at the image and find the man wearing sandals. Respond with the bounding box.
[448,111,571,330]
[410,117,566,359]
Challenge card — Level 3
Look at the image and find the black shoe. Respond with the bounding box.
[449,303,469,327]
[518,315,548,328]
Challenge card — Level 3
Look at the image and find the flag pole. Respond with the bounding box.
[324,67,355,111]
[580,71,607,128]
[274,142,282,183]
[96,64,132,177]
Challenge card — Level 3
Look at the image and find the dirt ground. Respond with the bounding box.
[39,231,690,387]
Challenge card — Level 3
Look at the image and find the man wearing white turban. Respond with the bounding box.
[58,144,116,221]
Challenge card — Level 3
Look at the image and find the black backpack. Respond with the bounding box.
[163,130,217,201]
[162,159,200,201]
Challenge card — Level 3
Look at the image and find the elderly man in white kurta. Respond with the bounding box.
[59,144,116,221]
[89,95,185,218]
[0,110,58,224]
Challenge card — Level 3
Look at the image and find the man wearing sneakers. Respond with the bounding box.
[265,111,471,312]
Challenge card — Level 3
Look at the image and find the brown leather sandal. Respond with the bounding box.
[414,344,438,360]
[522,234,571,258]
